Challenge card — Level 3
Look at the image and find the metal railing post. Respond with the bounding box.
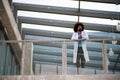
[102,40,108,74]
[62,40,67,79]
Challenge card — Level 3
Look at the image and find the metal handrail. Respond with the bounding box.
[0,38,120,43]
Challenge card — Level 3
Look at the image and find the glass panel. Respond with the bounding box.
[106,41,120,74]
[14,58,20,75]
[80,16,118,25]
[16,64,20,75]
[31,39,120,74]
[22,23,104,33]
[14,62,17,75]
[1,43,7,75]
[80,1,120,12]
[7,48,12,75]
[13,0,78,8]
[18,11,78,22]
[22,23,73,33]
[33,41,63,75]
[4,45,9,75]
[11,56,15,75]
[0,44,3,75]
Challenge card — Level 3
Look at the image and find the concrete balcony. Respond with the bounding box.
[0,75,120,80]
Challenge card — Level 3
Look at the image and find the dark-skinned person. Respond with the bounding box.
[71,22,89,69]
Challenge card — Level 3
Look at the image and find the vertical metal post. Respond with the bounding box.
[102,40,108,74]
[62,40,67,79]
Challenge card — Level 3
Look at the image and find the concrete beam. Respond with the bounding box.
[0,0,22,63]
[13,3,120,20]
[23,28,120,40]
[19,17,119,33]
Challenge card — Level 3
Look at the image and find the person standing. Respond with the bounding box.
[71,22,89,68]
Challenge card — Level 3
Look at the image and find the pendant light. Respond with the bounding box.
[108,47,114,56]
[111,36,117,44]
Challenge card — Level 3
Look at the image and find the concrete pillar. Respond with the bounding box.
[8,0,12,7]
[21,42,33,75]
[0,0,22,63]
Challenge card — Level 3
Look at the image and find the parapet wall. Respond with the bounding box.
[0,75,120,80]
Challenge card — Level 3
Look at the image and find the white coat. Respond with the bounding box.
[71,30,89,63]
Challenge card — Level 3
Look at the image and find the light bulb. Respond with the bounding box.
[108,48,114,56]
[111,36,117,44]
[116,22,120,31]
[112,40,117,44]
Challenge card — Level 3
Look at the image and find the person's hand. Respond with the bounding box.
[78,34,82,38]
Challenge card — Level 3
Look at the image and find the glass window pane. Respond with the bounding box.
[22,23,73,33]
[0,44,3,75]
[18,11,78,22]
[80,1,120,12]
[80,16,118,25]
[22,23,99,33]
[16,64,20,75]
[13,0,78,8]
[4,45,10,75]
[11,56,15,75]
[14,63,17,75]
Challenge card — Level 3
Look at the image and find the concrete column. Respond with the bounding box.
[0,0,22,63]
[8,0,12,7]
[21,42,33,75]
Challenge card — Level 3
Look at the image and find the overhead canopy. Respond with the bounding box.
[11,0,120,71]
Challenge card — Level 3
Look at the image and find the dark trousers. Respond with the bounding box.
[76,47,85,68]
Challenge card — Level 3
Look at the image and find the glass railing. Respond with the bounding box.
[0,39,120,75]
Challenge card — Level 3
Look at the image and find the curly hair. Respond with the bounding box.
[74,22,85,32]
